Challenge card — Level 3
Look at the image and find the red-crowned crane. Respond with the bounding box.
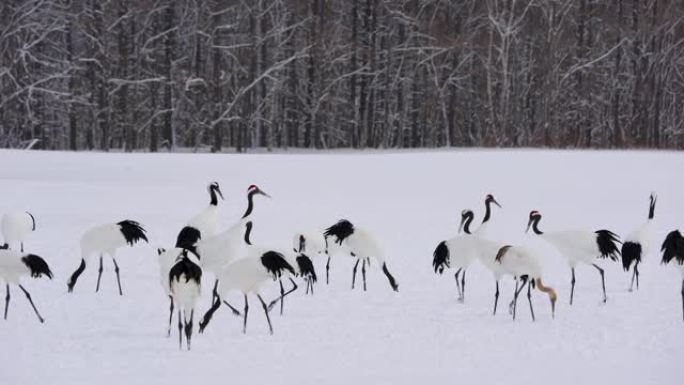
[0,250,53,323]
[660,230,684,321]
[66,220,148,295]
[495,245,557,321]
[1,211,36,252]
[198,222,296,335]
[324,219,398,292]
[526,211,621,304]
[621,193,656,291]
[474,194,502,236]
[432,209,476,302]
[168,249,202,350]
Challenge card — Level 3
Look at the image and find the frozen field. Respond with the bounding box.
[0,149,682,385]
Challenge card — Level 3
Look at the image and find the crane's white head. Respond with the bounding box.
[247,184,271,198]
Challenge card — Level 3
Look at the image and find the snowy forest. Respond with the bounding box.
[1,0,683,152]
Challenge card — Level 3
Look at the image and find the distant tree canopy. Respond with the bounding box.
[0,0,683,152]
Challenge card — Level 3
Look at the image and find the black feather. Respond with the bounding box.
[0,243,7,250]
[169,251,202,286]
[22,254,53,279]
[432,241,450,274]
[261,251,295,278]
[176,226,201,250]
[324,219,355,245]
[382,263,399,292]
[595,230,621,261]
[621,241,642,271]
[117,220,148,245]
[661,230,684,265]
[296,254,317,282]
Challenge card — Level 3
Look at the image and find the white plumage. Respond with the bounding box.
[494,245,557,320]
[67,220,148,295]
[324,219,399,292]
[184,182,224,239]
[0,249,53,323]
[1,211,36,252]
[432,209,478,302]
[526,210,621,304]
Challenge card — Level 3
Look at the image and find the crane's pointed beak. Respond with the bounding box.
[217,188,225,201]
[458,215,466,234]
[525,219,533,234]
[258,189,271,198]
[492,198,502,208]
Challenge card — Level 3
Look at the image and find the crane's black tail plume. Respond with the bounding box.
[176,226,201,250]
[621,242,642,271]
[595,230,622,261]
[261,251,296,278]
[118,220,148,245]
[296,254,317,282]
[22,254,53,279]
[661,230,684,265]
[432,241,450,274]
[324,220,355,245]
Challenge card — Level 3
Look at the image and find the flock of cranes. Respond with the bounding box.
[1,185,683,351]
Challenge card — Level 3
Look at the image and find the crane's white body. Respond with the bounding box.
[293,230,328,256]
[342,228,385,264]
[474,238,512,280]
[195,219,248,274]
[0,249,34,284]
[186,205,220,239]
[1,211,35,248]
[215,257,274,295]
[495,246,544,279]
[157,248,181,295]
[441,236,484,271]
[169,252,202,311]
[537,231,603,267]
[624,220,653,258]
[80,223,130,259]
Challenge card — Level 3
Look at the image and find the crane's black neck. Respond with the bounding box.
[244,221,253,245]
[209,186,219,206]
[242,191,256,219]
[463,215,473,235]
[531,217,543,235]
[482,200,493,223]
[298,235,305,253]
[648,196,656,220]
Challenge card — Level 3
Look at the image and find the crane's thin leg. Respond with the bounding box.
[257,294,273,335]
[18,285,44,323]
[242,294,249,334]
[570,268,576,305]
[112,257,123,296]
[198,295,222,333]
[454,268,462,301]
[95,255,104,292]
[326,256,331,285]
[279,279,285,316]
[310,277,315,296]
[527,281,536,322]
[184,310,193,351]
[305,278,310,295]
[509,278,519,315]
[20,243,24,253]
[492,281,499,316]
[513,279,528,321]
[167,295,174,337]
[4,284,10,320]
[268,278,298,311]
[362,259,367,291]
[629,264,636,292]
[680,279,683,322]
[222,300,241,316]
[212,279,219,303]
[461,269,467,302]
[351,259,360,290]
[177,309,183,349]
[635,262,640,290]
[592,263,607,303]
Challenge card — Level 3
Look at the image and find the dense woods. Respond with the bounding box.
[1,0,683,152]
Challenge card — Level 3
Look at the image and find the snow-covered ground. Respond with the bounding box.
[0,149,682,385]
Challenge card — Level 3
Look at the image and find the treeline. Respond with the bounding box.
[1,0,683,152]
